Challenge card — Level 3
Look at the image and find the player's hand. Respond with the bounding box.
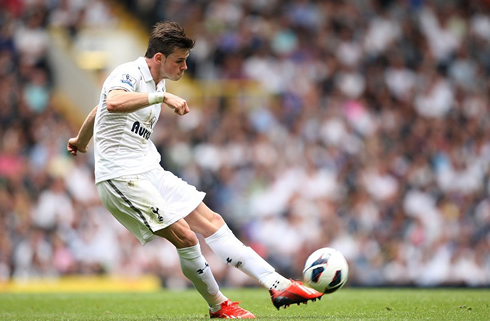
[67,137,88,156]
[163,92,190,116]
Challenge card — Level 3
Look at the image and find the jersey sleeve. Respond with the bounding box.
[105,64,140,93]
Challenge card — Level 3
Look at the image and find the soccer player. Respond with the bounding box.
[67,21,322,319]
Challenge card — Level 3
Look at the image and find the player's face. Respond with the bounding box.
[162,48,189,81]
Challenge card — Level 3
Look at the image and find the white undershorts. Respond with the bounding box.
[96,167,206,244]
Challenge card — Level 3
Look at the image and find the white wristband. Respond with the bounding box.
[148,92,164,105]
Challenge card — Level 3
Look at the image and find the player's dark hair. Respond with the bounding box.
[145,21,195,58]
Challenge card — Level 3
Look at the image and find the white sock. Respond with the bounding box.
[205,224,291,291]
[177,244,227,310]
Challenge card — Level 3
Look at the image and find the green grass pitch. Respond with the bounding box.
[0,288,489,320]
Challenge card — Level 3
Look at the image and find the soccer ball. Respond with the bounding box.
[303,247,349,293]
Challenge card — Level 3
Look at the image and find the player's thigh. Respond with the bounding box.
[96,175,190,244]
[146,168,216,235]
[147,168,206,221]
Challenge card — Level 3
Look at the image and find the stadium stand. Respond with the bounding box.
[1,0,489,290]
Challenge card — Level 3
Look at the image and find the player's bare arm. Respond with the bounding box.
[67,105,97,156]
[106,89,189,116]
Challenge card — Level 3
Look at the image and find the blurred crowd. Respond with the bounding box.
[1,0,490,289]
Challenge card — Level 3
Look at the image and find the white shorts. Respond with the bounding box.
[96,168,206,245]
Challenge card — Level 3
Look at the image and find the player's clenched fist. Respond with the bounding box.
[67,137,88,156]
[163,92,189,115]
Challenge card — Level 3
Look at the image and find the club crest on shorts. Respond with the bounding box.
[151,206,164,222]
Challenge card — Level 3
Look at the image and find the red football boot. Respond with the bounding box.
[209,299,256,319]
[269,280,323,310]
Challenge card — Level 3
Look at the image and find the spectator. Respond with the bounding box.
[1,0,490,288]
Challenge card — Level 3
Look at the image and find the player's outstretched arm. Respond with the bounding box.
[106,89,189,116]
[106,89,156,113]
[67,105,97,156]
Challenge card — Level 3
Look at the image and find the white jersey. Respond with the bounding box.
[93,57,165,184]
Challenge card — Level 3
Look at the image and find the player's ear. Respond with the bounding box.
[154,52,165,64]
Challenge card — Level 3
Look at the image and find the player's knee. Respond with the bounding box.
[165,228,197,248]
[178,230,199,248]
[154,223,198,248]
[211,212,225,227]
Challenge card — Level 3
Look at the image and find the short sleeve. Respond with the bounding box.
[105,64,140,93]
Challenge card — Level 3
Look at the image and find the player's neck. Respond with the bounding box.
[145,57,163,85]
